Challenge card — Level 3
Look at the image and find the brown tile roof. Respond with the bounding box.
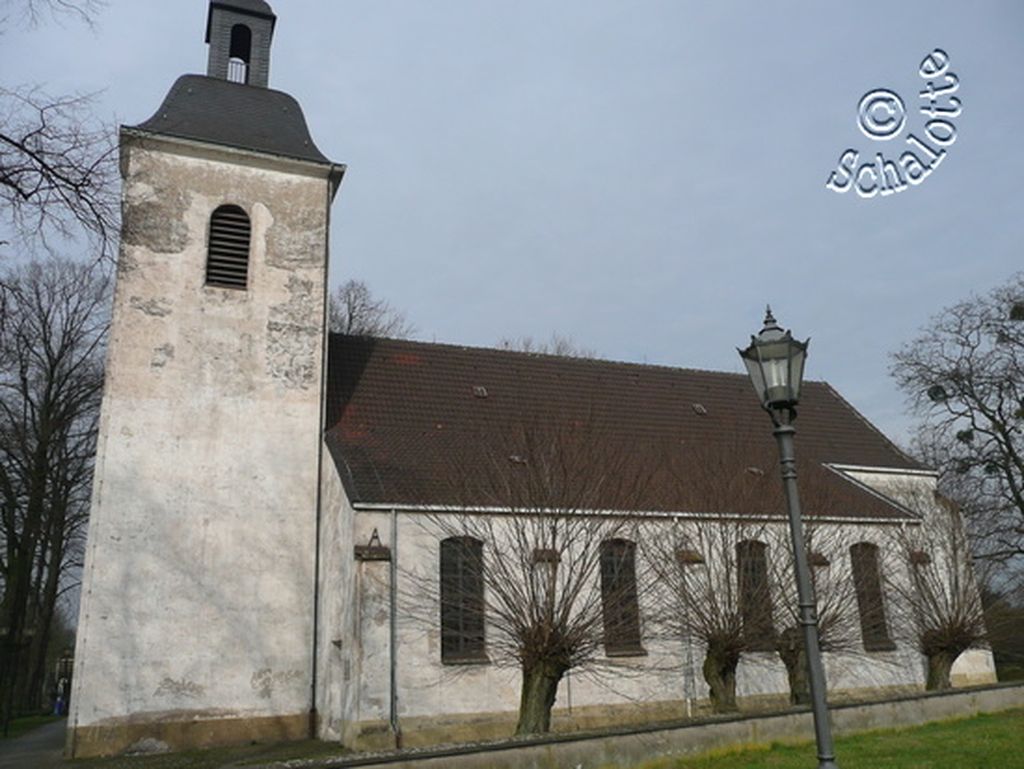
[324,335,924,520]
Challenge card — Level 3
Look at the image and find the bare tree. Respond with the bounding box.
[767,523,867,705]
[0,259,108,727]
[642,442,787,714]
[1,0,118,260]
[891,272,1024,565]
[1,0,104,28]
[328,279,414,338]
[880,486,991,690]
[404,415,658,735]
[647,517,772,713]
[981,573,1024,680]
[497,332,596,359]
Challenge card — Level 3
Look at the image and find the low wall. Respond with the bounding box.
[266,683,1024,769]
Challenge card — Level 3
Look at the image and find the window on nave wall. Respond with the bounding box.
[737,539,775,651]
[440,536,487,663]
[599,538,643,655]
[850,542,895,651]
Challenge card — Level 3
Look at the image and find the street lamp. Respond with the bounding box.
[738,307,839,769]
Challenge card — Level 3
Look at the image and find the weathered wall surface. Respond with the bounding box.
[340,508,929,748]
[315,459,358,742]
[840,467,998,687]
[69,135,333,757]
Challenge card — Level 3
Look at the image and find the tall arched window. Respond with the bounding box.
[600,539,643,655]
[440,537,486,663]
[228,24,252,83]
[205,205,251,289]
[737,539,774,651]
[850,542,895,651]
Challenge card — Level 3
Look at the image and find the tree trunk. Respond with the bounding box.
[515,659,566,735]
[925,651,957,691]
[777,628,810,705]
[702,648,739,713]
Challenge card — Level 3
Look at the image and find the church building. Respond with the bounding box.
[67,1,996,758]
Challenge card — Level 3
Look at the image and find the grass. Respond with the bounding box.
[0,714,61,740]
[628,707,1024,769]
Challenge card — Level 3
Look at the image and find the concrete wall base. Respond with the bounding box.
[347,683,927,751]
[331,683,1024,769]
[67,711,310,758]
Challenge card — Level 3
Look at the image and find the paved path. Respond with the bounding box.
[0,719,66,769]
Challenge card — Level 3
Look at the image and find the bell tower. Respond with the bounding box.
[68,1,344,758]
[206,0,276,86]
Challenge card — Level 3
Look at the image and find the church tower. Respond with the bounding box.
[68,1,344,757]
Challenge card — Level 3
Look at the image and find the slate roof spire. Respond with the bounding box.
[205,0,277,88]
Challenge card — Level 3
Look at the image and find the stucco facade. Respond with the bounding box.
[68,1,996,759]
[68,129,338,756]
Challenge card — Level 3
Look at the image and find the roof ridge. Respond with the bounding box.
[328,332,840,385]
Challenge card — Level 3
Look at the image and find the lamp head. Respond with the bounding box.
[738,306,809,419]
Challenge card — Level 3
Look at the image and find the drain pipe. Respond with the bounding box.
[389,507,402,747]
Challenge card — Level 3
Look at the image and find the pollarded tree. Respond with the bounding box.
[405,415,659,735]
[646,517,774,713]
[643,441,786,714]
[881,485,991,690]
[891,272,1024,565]
[767,523,867,705]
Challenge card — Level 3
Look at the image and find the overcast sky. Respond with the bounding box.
[3,0,1022,444]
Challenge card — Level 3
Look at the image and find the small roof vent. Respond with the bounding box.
[692,403,708,415]
[473,386,489,399]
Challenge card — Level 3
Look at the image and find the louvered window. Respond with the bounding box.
[206,205,251,289]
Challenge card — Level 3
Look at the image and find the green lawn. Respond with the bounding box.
[631,708,1024,769]
[1,714,61,740]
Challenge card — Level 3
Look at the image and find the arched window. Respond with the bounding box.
[228,24,252,83]
[600,539,643,655]
[205,205,251,289]
[440,537,486,663]
[737,539,774,651]
[850,542,895,651]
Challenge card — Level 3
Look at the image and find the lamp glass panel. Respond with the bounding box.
[742,353,767,402]
[788,345,807,402]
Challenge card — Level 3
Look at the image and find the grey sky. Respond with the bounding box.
[4,0,1022,443]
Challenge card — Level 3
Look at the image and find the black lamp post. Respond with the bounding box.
[738,308,839,769]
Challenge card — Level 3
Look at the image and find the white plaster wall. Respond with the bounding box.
[316,459,358,741]
[345,509,925,728]
[836,467,998,685]
[71,136,332,733]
